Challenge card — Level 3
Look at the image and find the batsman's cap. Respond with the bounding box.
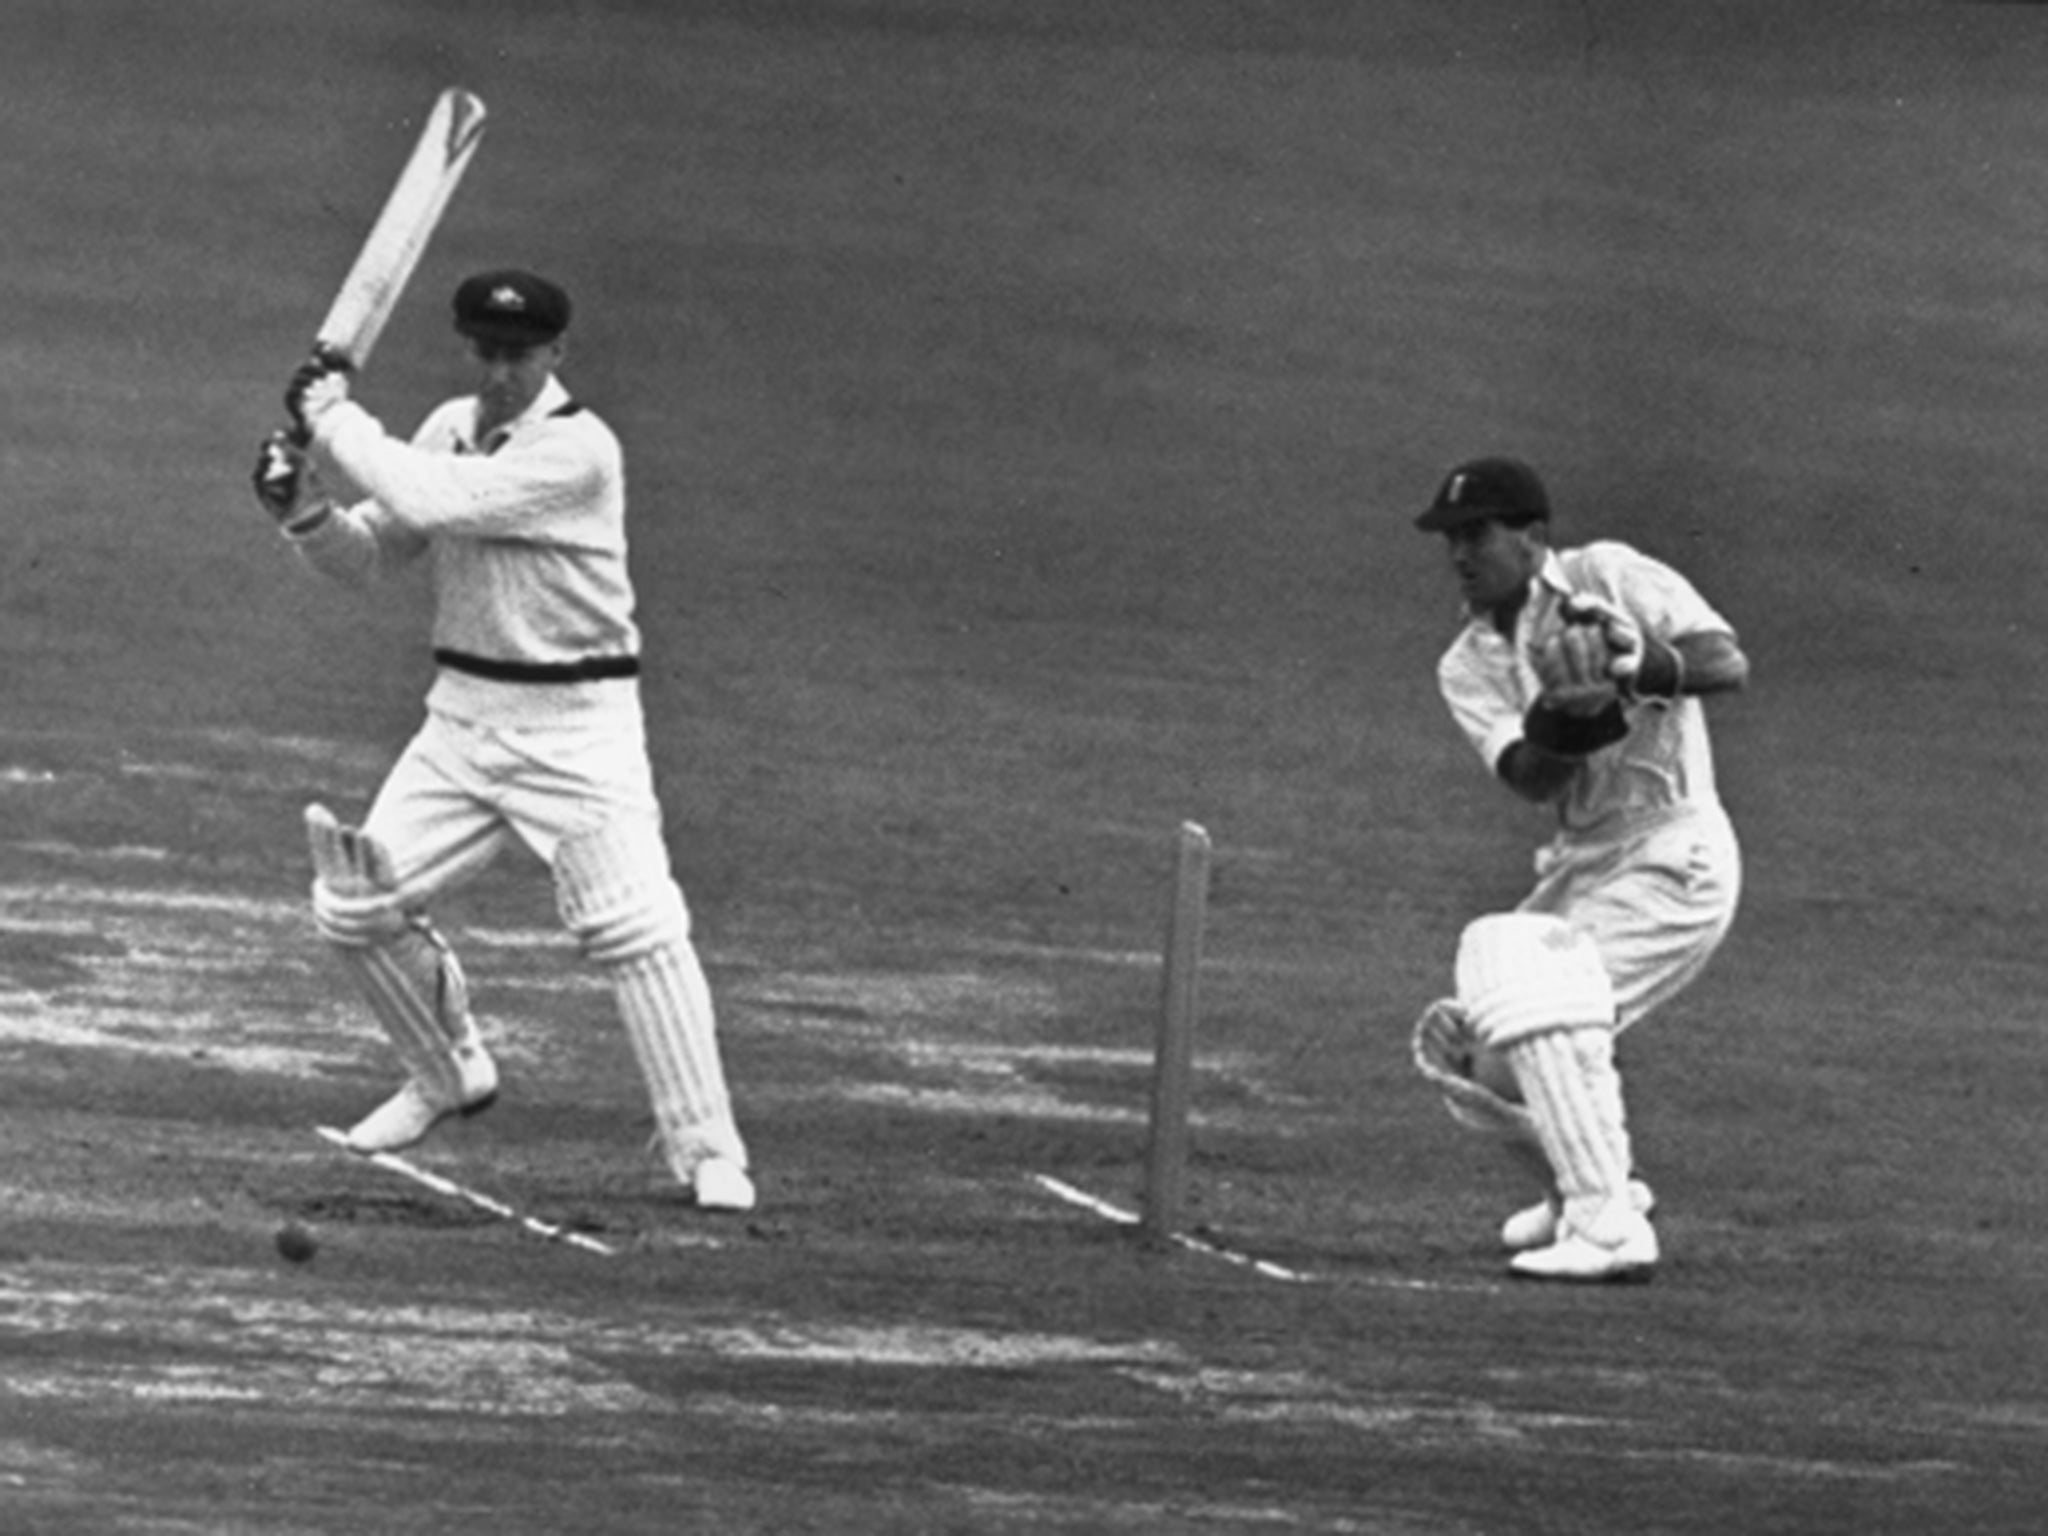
[453,269,571,345]
[1415,456,1550,532]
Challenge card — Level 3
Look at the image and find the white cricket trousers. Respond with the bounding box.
[1518,804,1741,1031]
[355,703,747,1175]
[364,706,664,890]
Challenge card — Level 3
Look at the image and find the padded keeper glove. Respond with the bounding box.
[1559,591,1682,700]
[1531,619,1622,716]
[1527,614,1628,756]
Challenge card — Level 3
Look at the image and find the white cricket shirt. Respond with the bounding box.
[294,376,644,727]
[1435,542,1733,842]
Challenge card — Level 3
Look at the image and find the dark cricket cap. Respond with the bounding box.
[1414,456,1551,532]
[452,269,572,345]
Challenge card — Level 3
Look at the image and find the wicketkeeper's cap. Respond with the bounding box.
[1415,456,1550,532]
[453,269,572,345]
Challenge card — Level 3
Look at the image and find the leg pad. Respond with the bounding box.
[306,803,492,1111]
[1503,1029,1633,1205]
[555,819,747,1181]
[1411,999,1537,1143]
[1455,913,1616,1049]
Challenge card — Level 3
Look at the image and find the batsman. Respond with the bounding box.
[1409,456,1748,1281]
[251,270,755,1213]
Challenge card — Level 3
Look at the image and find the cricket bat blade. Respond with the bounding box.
[314,87,487,369]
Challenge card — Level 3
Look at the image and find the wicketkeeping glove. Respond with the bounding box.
[1558,592,1643,685]
[1558,590,1682,700]
[1523,605,1629,757]
[1531,620,1622,717]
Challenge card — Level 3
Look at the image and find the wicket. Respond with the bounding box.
[1141,820,1211,1242]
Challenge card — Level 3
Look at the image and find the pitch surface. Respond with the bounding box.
[0,4,2041,1531]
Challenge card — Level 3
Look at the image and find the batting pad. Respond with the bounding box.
[1456,913,1617,1049]
[554,820,747,1177]
[1502,1028,1633,1208]
[305,804,483,1105]
[306,803,405,944]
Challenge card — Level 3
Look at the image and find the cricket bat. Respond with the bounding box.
[313,87,488,370]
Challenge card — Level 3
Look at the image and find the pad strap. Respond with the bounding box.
[1411,999,1538,1143]
[307,803,405,943]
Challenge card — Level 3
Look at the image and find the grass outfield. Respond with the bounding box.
[0,3,2043,1532]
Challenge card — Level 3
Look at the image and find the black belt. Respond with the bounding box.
[434,648,640,684]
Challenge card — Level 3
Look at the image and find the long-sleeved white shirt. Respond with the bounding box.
[292,375,643,726]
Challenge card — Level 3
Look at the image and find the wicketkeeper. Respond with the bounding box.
[251,269,755,1213]
[1409,456,1748,1281]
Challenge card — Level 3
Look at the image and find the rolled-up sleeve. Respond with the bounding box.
[1439,632,1527,773]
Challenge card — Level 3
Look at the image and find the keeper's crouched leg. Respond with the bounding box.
[1412,999,1558,1232]
[554,817,753,1212]
[306,805,498,1153]
[1454,913,1657,1281]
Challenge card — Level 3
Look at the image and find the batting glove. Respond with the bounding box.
[283,345,354,444]
[251,430,332,534]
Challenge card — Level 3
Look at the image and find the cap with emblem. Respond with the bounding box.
[452,269,572,346]
[1414,456,1551,532]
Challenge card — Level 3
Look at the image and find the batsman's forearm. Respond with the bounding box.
[318,402,587,537]
[1671,631,1749,696]
[286,501,422,589]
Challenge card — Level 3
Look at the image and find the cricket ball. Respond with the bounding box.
[275,1221,318,1264]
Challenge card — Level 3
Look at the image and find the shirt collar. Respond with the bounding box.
[1462,548,1571,631]
[473,375,570,451]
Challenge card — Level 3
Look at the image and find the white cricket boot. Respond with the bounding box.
[1509,1199,1659,1283]
[1496,1025,1653,1280]
[1502,1178,1655,1252]
[344,1044,498,1154]
[691,1155,757,1213]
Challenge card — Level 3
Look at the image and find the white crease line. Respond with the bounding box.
[1030,1176,1501,1295]
[315,1127,618,1257]
[1031,1175,1312,1285]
